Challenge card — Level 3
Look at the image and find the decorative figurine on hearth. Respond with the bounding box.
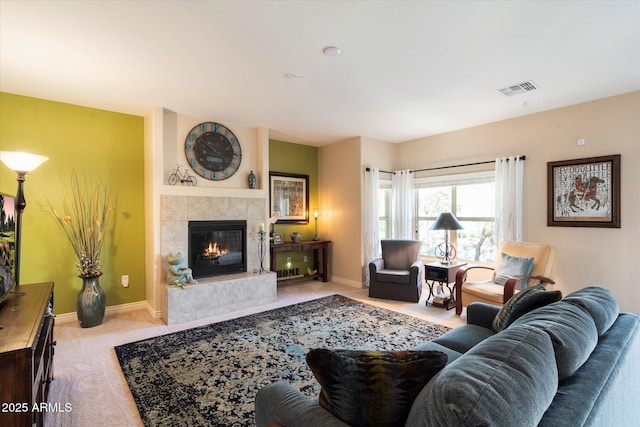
[167,252,197,287]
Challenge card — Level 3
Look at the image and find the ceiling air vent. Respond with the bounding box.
[497,81,540,97]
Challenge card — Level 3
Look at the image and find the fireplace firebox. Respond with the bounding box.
[188,220,247,278]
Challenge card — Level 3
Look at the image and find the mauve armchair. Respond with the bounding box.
[368,239,423,303]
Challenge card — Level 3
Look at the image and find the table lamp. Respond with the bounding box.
[430,212,463,265]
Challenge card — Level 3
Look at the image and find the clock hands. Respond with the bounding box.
[197,136,228,164]
[197,137,224,158]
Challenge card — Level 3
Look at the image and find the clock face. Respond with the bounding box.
[185,122,242,181]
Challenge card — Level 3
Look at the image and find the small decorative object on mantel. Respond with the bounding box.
[45,174,113,328]
[167,252,197,288]
[168,163,197,186]
[248,170,257,189]
[290,232,302,243]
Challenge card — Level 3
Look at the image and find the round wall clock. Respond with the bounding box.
[184,122,242,181]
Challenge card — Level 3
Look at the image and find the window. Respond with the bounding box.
[378,180,391,240]
[415,171,495,262]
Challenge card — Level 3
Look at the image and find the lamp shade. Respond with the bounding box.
[0,151,49,173]
[430,212,464,230]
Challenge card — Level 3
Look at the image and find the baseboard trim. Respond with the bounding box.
[55,301,151,324]
[330,276,365,289]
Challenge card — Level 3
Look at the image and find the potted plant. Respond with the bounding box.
[46,175,113,328]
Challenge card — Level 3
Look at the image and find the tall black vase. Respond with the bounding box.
[77,274,106,328]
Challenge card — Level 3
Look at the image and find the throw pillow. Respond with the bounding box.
[494,252,534,285]
[306,349,447,427]
[492,283,562,332]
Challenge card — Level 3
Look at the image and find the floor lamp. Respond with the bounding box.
[0,151,49,286]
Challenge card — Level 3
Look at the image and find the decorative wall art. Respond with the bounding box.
[269,172,309,223]
[547,154,620,228]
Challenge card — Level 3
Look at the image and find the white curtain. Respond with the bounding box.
[495,156,524,244]
[363,168,380,285]
[392,170,414,239]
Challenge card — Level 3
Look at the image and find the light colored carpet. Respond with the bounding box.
[45,281,464,426]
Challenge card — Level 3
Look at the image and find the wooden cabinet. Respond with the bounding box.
[0,282,55,427]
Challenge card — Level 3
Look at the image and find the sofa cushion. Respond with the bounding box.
[407,325,558,427]
[494,252,534,285]
[306,349,447,427]
[563,286,619,335]
[492,284,563,332]
[511,301,598,380]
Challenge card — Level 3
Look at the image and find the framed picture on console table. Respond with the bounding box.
[547,154,620,228]
[269,172,309,223]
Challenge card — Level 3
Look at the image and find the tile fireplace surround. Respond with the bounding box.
[160,195,277,324]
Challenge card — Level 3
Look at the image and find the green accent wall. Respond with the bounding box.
[0,92,146,315]
[269,140,319,274]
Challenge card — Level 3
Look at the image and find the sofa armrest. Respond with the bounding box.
[466,302,501,328]
[255,381,350,427]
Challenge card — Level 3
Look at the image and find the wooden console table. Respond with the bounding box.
[270,240,331,283]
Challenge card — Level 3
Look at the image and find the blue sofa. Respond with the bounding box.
[255,286,640,426]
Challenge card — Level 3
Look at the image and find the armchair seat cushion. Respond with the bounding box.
[376,269,411,284]
[460,282,508,304]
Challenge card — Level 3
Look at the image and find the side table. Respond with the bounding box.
[424,261,467,310]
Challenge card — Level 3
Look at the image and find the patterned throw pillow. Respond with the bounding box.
[492,283,562,332]
[494,252,534,285]
[306,349,447,427]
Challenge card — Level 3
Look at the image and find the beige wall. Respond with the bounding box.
[319,137,363,286]
[395,91,640,312]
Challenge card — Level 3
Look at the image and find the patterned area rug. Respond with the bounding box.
[115,295,450,426]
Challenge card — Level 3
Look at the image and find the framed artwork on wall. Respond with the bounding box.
[269,172,309,224]
[547,154,620,228]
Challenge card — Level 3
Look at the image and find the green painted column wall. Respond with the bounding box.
[0,92,146,315]
[269,140,319,275]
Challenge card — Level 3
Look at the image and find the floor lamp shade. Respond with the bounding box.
[0,151,48,286]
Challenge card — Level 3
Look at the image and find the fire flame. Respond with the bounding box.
[204,241,228,258]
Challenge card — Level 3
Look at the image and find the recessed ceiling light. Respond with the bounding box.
[322,46,342,57]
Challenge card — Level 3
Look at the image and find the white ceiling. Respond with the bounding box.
[1,1,639,146]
